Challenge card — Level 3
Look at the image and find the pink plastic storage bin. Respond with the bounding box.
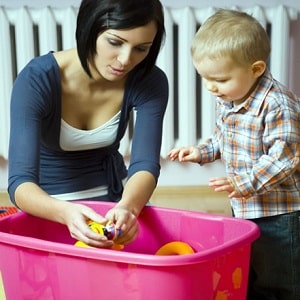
[0,201,259,300]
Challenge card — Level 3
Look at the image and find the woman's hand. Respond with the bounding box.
[105,206,139,245]
[62,202,115,248]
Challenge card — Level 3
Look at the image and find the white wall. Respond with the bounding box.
[1,0,299,189]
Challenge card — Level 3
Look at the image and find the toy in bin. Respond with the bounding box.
[156,241,195,255]
[75,220,124,250]
[75,220,195,255]
[0,206,18,218]
[75,221,195,255]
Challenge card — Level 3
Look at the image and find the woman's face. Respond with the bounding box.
[91,21,157,81]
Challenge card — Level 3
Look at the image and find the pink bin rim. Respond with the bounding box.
[0,201,260,267]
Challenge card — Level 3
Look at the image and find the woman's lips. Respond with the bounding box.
[110,66,126,76]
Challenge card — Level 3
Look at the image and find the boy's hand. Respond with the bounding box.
[209,177,240,198]
[167,146,201,163]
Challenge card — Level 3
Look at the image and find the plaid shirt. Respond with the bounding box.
[198,69,300,219]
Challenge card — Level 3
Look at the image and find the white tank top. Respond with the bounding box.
[59,111,121,151]
[52,111,122,200]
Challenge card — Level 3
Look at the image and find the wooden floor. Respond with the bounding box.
[0,186,231,216]
[151,186,231,216]
[0,192,12,208]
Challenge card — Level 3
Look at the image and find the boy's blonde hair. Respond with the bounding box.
[191,9,270,67]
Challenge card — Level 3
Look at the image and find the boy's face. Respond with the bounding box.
[194,56,258,105]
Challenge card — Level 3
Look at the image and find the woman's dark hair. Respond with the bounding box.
[76,0,165,77]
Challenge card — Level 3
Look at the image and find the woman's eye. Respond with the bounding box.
[135,46,149,52]
[108,39,122,46]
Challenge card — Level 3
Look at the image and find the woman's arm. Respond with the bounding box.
[104,67,168,244]
[14,182,115,247]
[116,170,156,216]
[105,171,156,244]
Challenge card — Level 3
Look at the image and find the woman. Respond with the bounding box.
[8,0,168,248]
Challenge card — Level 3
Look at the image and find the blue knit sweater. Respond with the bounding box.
[8,52,168,204]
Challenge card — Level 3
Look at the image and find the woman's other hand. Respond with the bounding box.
[105,206,139,245]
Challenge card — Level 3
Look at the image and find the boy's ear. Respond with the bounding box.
[251,61,266,78]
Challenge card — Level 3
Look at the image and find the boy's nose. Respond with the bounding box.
[206,82,218,93]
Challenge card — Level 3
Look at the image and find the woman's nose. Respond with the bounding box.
[117,49,131,66]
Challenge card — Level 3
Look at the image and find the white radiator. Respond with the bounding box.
[0,5,297,160]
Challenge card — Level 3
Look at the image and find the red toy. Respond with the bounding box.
[0,206,18,218]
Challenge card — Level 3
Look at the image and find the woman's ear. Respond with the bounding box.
[251,61,266,78]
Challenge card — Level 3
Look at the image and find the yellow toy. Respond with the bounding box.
[155,241,195,255]
[75,221,124,250]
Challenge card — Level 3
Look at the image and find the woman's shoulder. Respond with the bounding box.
[144,65,168,83]
[13,52,62,98]
[12,52,61,110]
[18,51,60,80]
[24,51,56,67]
[124,65,168,108]
[127,65,168,91]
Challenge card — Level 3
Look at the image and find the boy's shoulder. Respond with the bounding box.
[258,69,298,105]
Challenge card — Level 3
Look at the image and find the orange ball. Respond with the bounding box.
[155,241,195,255]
